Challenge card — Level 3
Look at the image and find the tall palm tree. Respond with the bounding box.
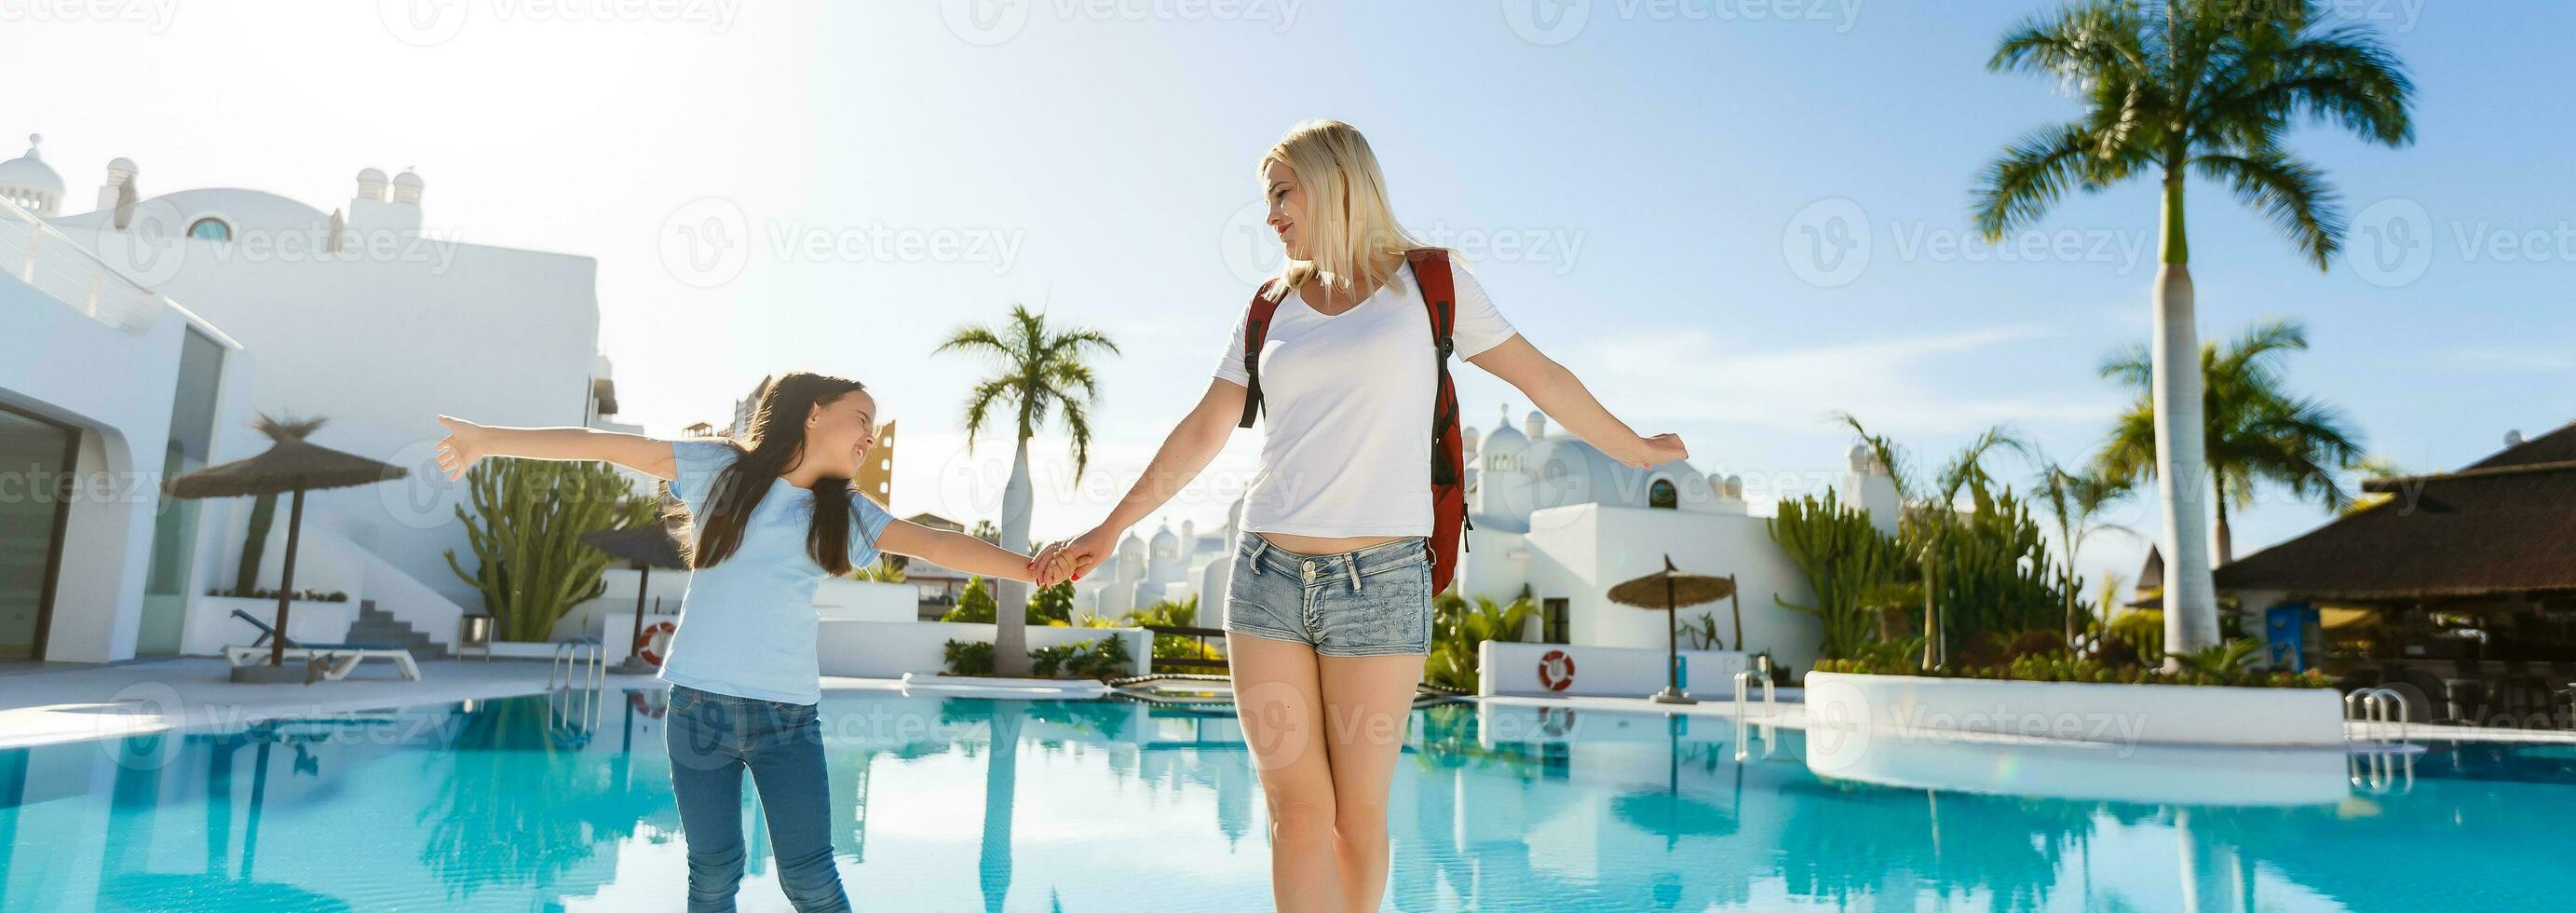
[937,305,1118,676]
[2029,458,2133,647]
[2095,319,2364,566]
[1975,0,2412,661]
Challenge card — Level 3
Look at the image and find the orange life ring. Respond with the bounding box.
[1537,649,1577,692]
[636,620,677,667]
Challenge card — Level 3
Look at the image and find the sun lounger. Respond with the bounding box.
[225,609,422,682]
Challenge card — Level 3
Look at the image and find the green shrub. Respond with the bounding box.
[942,639,995,676]
[1028,635,1132,680]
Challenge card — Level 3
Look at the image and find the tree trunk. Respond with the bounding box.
[991,436,1035,677]
[2212,477,2234,567]
[2154,175,2222,669]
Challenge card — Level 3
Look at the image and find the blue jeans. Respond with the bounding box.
[1222,534,1435,656]
[665,684,850,913]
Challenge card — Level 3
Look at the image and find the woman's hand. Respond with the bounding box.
[433,416,491,481]
[1031,525,1119,584]
[1612,432,1689,470]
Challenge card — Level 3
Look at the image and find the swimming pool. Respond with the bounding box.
[2,688,2570,911]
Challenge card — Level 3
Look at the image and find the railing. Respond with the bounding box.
[0,194,166,332]
[1142,624,1230,675]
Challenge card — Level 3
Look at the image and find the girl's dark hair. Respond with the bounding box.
[679,372,870,575]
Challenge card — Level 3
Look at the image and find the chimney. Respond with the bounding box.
[96,157,137,213]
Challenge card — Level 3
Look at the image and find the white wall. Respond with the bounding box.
[1478,640,1751,699]
[1516,503,1824,676]
[55,196,607,641]
[0,263,253,661]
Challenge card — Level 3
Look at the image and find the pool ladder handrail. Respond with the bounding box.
[1732,655,1779,762]
[551,636,606,691]
[1731,655,1777,716]
[2343,686,2409,743]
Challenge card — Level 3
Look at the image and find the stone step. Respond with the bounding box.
[343,600,450,660]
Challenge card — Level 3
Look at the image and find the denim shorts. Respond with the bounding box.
[1222,533,1433,657]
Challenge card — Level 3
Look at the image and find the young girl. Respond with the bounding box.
[1036,121,1685,912]
[434,371,1066,913]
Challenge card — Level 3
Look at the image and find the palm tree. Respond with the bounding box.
[937,305,1118,676]
[2095,319,2364,566]
[1975,0,2412,661]
[2029,457,2133,647]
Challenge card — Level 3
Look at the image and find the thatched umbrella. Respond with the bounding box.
[167,416,406,669]
[1607,555,1736,704]
[581,521,687,675]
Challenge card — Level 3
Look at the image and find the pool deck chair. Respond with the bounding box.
[224,609,423,682]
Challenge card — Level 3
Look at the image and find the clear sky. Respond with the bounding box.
[8,0,2569,598]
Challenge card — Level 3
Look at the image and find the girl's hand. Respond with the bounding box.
[1615,432,1689,470]
[1033,525,1118,583]
[433,416,490,481]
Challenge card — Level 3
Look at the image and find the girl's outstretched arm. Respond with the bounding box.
[434,416,679,481]
[874,521,1048,585]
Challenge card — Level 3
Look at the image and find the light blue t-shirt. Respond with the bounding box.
[657,439,895,705]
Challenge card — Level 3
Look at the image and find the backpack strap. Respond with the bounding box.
[1235,280,1283,429]
[1410,250,1462,486]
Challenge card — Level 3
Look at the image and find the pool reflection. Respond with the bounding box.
[3,691,2573,911]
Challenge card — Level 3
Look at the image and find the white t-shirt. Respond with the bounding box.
[1213,261,1518,538]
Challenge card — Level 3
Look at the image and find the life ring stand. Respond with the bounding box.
[636,620,678,667]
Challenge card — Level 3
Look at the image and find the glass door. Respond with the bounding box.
[0,405,75,661]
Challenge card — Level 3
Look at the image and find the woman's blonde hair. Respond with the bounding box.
[1259,119,1432,302]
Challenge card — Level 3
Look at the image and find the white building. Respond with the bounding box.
[0,133,632,662]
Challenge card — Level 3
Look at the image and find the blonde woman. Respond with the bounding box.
[1036,120,1684,912]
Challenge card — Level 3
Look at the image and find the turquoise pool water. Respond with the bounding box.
[2,689,2570,911]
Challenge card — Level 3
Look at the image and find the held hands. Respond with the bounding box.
[1025,525,1117,587]
[1613,432,1689,470]
[433,416,490,481]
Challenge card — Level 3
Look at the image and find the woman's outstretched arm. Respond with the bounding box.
[1036,378,1245,580]
[433,416,679,481]
[1468,336,1688,469]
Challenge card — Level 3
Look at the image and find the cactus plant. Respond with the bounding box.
[1769,488,1908,661]
[443,458,658,642]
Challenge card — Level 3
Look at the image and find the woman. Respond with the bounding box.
[434,373,1066,913]
[1035,121,1685,912]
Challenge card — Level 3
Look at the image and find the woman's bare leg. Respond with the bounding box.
[1318,652,1427,913]
[1230,633,1347,913]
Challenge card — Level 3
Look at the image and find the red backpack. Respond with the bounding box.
[1235,249,1471,593]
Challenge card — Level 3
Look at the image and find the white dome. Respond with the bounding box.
[0,134,65,215]
[1150,525,1178,546]
[1482,403,1527,455]
[392,170,423,188]
[357,167,388,183]
[106,157,137,176]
